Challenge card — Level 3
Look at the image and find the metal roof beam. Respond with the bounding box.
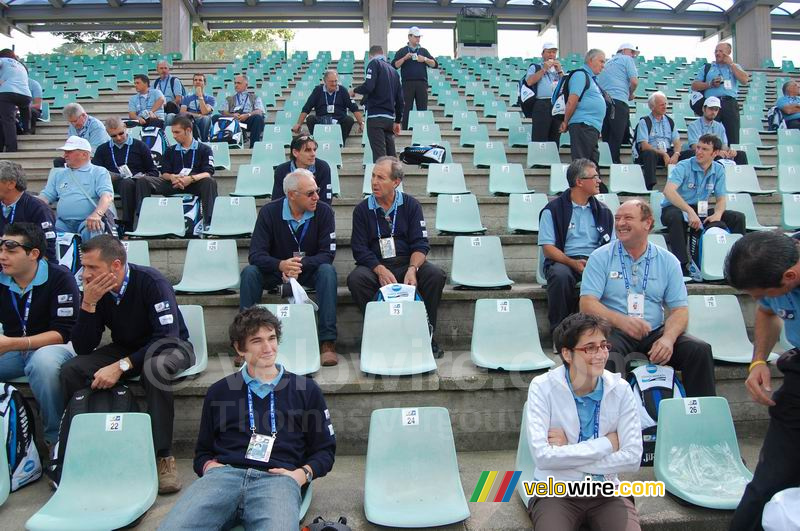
[48,0,64,7]
[673,0,694,12]
[539,0,569,34]
[495,0,508,6]
[621,0,641,11]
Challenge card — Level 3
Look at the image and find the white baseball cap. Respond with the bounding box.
[408,26,422,37]
[542,42,558,52]
[704,96,722,108]
[618,42,639,52]
[57,136,92,152]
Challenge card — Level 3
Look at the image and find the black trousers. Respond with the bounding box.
[59,341,194,454]
[544,261,584,334]
[605,327,716,397]
[140,117,166,129]
[677,149,748,165]
[731,352,800,531]
[661,204,746,266]
[401,79,428,130]
[531,99,562,143]
[601,99,630,164]
[112,173,162,229]
[366,116,397,162]
[145,177,218,225]
[634,149,674,191]
[0,92,32,152]
[569,122,600,166]
[306,114,356,146]
[28,108,41,135]
[346,257,446,331]
[716,96,740,146]
[787,118,800,130]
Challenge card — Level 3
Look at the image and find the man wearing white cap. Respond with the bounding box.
[598,43,640,164]
[679,96,747,164]
[38,136,114,242]
[391,27,438,131]
[525,43,564,143]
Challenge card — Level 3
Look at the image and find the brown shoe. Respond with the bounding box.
[320,341,338,367]
[157,456,182,494]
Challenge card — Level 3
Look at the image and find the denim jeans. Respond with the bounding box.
[158,466,301,530]
[55,217,105,243]
[193,116,213,142]
[0,344,76,444]
[239,263,338,342]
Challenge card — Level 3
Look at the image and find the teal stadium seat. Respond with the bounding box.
[508,125,533,147]
[121,240,150,267]
[779,145,800,166]
[724,165,775,195]
[507,193,547,233]
[451,110,479,131]
[731,144,774,170]
[206,142,231,170]
[312,124,343,147]
[127,197,185,238]
[25,413,157,531]
[204,196,258,237]
[411,123,443,145]
[232,164,273,197]
[359,301,436,376]
[650,191,667,232]
[489,163,532,195]
[724,193,776,230]
[173,240,240,293]
[459,124,489,147]
[778,164,800,193]
[426,163,469,195]
[595,193,620,215]
[251,141,287,168]
[609,164,649,194]
[598,141,613,167]
[700,231,741,281]
[364,407,470,527]
[263,125,293,147]
[177,304,209,378]
[548,164,569,195]
[408,110,435,130]
[495,111,522,131]
[473,141,507,168]
[738,128,767,149]
[777,129,800,146]
[526,141,561,168]
[261,304,321,375]
[435,193,486,234]
[450,236,513,288]
[317,141,342,168]
[781,194,800,230]
[471,299,555,371]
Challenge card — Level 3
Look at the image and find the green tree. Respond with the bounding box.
[54,28,294,44]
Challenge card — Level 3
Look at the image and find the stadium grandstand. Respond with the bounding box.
[1,0,800,529]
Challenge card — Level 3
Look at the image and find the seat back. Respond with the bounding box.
[725,193,774,230]
[251,141,287,168]
[779,145,800,166]
[232,164,273,197]
[451,110,479,131]
[526,141,561,168]
[313,124,344,147]
[686,294,754,362]
[778,164,800,193]
[205,196,257,236]
[408,110,435,130]
[495,111,522,131]
[174,240,241,293]
[261,304,321,375]
[411,123,443,145]
[121,240,150,267]
[731,144,765,167]
[594,193,620,215]
[700,231,741,281]
[207,142,231,170]
[489,163,530,195]
[360,301,436,375]
[317,141,342,168]
[459,124,489,147]
[738,128,764,147]
[609,164,649,194]
[508,193,547,233]
[473,141,507,167]
[777,129,800,146]
[128,197,185,238]
[450,235,513,288]
[177,305,208,377]
[264,125,293,147]
[435,193,486,234]
[725,165,767,193]
[782,194,800,230]
[508,124,533,147]
[598,141,613,167]
[650,191,666,232]
[548,163,569,195]
[427,163,468,195]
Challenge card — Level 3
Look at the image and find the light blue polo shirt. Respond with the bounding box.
[661,158,726,207]
[597,53,638,103]
[152,75,185,103]
[0,57,31,97]
[760,289,800,348]
[40,163,114,222]
[0,258,48,296]
[182,94,216,114]
[281,197,315,231]
[687,117,728,148]
[567,66,606,133]
[582,241,688,330]
[241,363,284,399]
[527,63,561,100]
[539,204,604,257]
[695,62,740,99]
[776,96,800,122]
[68,115,111,152]
[633,113,680,160]
[28,78,43,100]
[128,89,166,120]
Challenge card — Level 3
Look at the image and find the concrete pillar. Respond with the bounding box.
[556,0,588,59]
[162,0,192,60]
[368,0,390,53]
[733,5,772,70]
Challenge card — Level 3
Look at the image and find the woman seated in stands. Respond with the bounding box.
[525,312,643,530]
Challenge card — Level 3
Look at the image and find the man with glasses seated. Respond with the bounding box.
[219,74,264,148]
[91,117,160,235]
[579,199,716,396]
[272,136,333,205]
[239,169,339,367]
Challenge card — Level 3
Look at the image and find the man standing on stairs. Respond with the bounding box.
[391,26,438,131]
[726,231,800,531]
[597,43,639,164]
[153,60,186,125]
[240,169,339,367]
[527,42,564,143]
[539,159,613,339]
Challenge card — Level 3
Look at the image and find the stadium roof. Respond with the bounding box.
[0,0,798,39]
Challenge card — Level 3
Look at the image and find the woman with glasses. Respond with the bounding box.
[525,312,643,530]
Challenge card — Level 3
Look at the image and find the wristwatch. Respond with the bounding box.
[303,466,313,485]
[119,358,132,372]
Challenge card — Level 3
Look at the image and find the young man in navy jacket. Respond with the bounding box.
[159,306,335,530]
[272,135,333,204]
[294,70,364,146]
[0,161,56,261]
[391,26,438,130]
[241,169,339,366]
[347,156,446,355]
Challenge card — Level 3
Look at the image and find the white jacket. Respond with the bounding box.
[526,365,643,484]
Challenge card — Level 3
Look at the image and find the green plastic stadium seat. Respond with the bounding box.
[594,193,620,215]
[650,191,667,232]
[261,304,321,375]
[508,125,533,147]
[317,141,342,168]
[411,123,442,145]
[686,294,762,362]
[435,193,486,234]
[654,397,752,509]
[263,125,293,147]
[39,102,51,123]
[177,305,209,378]
[536,245,548,286]
[364,407,470,527]
[473,141,507,168]
[459,124,489,147]
[444,99,468,117]
[647,233,669,250]
[725,193,776,230]
[408,110,435,130]
[482,99,507,118]
[121,240,150,267]
[207,142,231,170]
[328,165,340,199]
[739,114,764,131]
[25,413,157,531]
[174,240,240,293]
[312,124,343,147]
[489,163,532,195]
[781,194,800,230]
[559,131,571,147]
[450,235,514,288]
[778,165,800,193]
[204,196,257,236]
[471,299,555,371]
[360,301,436,376]
[508,193,547,233]
[0,423,8,506]
[731,144,774,170]
[738,128,767,149]
[609,164,649,194]
[251,141,287,168]
[49,92,77,109]
[700,232,741,281]
[526,141,561,169]
[495,111,522,131]
[232,164,273,197]
[451,110,478,131]
[362,164,404,195]
[777,129,800,146]
[779,145,800,166]
[724,165,775,195]
[427,163,469,195]
[274,111,297,126]
[127,197,185,238]
[598,142,613,167]
[515,403,535,505]
[549,163,569,195]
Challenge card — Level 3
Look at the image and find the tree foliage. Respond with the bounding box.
[54,28,294,44]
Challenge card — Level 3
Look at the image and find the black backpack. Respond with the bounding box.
[304,516,352,531]
[46,385,139,488]
[636,115,676,153]
[517,63,541,118]
[0,383,42,491]
[399,144,447,165]
[690,63,713,116]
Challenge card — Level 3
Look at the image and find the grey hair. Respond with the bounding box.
[0,161,27,191]
[647,91,667,109]
[157,60,169,68]
[566,158,596,188]
[585,49,605,63]
[323,69,338,80]
[375,156,404,181]
[62,102,85,120]
[236,74,249,84]
[283,168,315,195]
[104,117,124,130]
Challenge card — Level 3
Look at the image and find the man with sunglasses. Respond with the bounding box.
[91,117,159,234]
[240,169,338,367]
[0,222,80,449]
[0,161,57,261]
[579,200,716,397]
[272,135,333,205]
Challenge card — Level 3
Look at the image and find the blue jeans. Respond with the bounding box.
[55,217,105,243]
[0,344,75,444]
[158,466,301,530]
[193,115,213,142]
[239,263,338,342]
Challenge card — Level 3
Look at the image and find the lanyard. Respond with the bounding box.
[287,220,311,251]
[157,77,170,95]
[618,242,651,294]
[578,402,601,443]
[247,387,277,437]
[324,90,336,107]
[109,141,131,169]
[236,92,248,110]
[2,204,15,224]
[110,266,129,305]
[180,148,196,170]
[10,290,32,337]
[138,93,148,113]
[375,205,399,239]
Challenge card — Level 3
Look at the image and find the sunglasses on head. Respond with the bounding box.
[0,239,33,252]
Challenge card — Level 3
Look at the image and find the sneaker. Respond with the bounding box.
[157,456,182,494]
[320,341,339,367]
[431,340,444,358]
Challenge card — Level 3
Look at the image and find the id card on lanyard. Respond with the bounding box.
[3,204,16,224]
[245,388,277,463]
[10,291,32,338]
[619,242,651,319]
[111,266,130,305]
[288,221,311,255]
[325,90,336,115]
[179,149,196,177]
[110,141,133,178]
[375,206,399,259]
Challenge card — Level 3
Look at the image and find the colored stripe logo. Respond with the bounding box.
[470,471,522,502]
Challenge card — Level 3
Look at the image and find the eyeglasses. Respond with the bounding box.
[109,131,126,138]
[579,173,601,180]
[304,188,321,198]
[572,341,612,356]
[0,239,33,252]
